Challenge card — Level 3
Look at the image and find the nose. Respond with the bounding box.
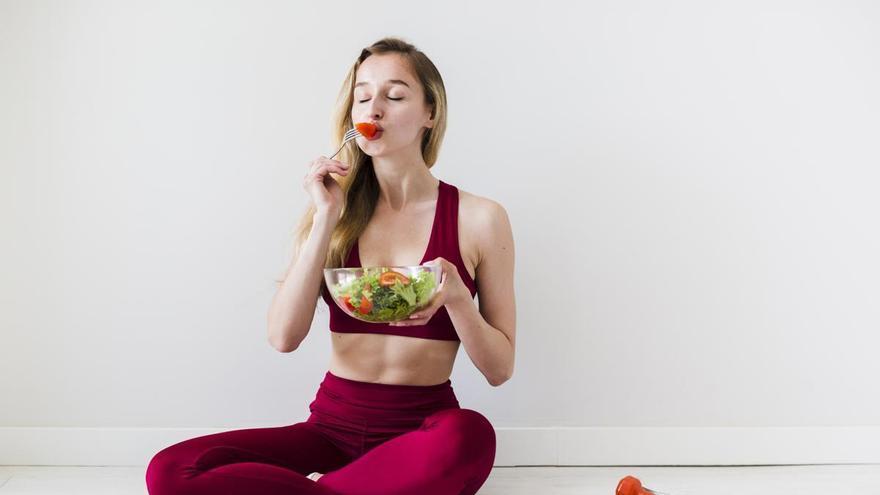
[353,98,384,130]
[365,98,383,121]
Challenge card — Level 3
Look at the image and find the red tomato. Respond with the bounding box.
[379,271,410,287]
[340,295,356,312]
[354,122,378,138]
[357,295,373,314]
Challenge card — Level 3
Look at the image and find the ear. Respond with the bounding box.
[426,105,435,128]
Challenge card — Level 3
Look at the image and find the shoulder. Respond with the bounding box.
[457,188,508,223]
[456,188,512,264]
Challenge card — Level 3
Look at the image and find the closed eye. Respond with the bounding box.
[358,97,403,103]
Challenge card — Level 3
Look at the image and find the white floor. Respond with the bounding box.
[0,464,877,494]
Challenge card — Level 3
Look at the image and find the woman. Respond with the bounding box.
[146,36,516,495]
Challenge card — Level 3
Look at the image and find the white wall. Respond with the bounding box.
[2,0,878,466]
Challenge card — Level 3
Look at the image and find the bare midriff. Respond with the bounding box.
[328,332,460,386]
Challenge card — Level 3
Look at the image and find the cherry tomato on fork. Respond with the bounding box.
[354,122,379,138]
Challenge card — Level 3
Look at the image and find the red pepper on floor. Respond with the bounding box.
[616,475,671,495]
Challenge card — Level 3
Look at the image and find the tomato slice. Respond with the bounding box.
[354,122,378,138]
[340,295,356,312]
[379,271,410,287]
[357,295,373,314]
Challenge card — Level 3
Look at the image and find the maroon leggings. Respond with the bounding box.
[145,370,496,494]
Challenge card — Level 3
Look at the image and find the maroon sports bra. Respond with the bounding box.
[320,179,478,341]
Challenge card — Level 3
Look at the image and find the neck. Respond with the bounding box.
[371,150,438,213]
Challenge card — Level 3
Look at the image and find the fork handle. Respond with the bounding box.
[328,142,346,160]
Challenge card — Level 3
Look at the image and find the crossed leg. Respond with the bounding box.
[146,408,496,495]
[145,421,351,495]
[316,408,497,495]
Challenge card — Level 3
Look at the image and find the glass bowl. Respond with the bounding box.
[323,265,442,323]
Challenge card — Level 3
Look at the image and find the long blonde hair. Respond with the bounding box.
[274,36,448,288]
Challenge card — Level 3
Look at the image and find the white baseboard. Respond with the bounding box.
[1,426,878,467]
[494,426,880,466]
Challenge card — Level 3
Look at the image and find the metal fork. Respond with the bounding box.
[328,128,363,160]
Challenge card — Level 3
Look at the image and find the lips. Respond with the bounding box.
[366,129,383,141]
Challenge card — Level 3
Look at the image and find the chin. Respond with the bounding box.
[359,143,390,157]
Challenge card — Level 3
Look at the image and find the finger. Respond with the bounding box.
[395,318,425,326]
[310,164,349,178]
[409,304,438,320]
[317,157,350,168]
[396,310,431,324]
[311,157,350,170]
[314,160,350,172]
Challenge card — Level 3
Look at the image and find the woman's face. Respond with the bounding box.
[351,53,434,156]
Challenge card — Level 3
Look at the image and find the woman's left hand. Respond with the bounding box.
[388,257,470,326]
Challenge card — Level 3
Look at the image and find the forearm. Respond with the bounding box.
[267,212,336,351]
[445,296,514,386]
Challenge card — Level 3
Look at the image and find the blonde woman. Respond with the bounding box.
[146,36,516,495]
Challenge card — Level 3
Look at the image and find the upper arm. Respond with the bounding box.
[474,199,516,350]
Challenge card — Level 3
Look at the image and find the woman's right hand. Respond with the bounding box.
[303,156,350,217]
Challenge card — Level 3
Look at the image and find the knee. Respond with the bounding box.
[145,448,170,494]
[429,408,496,464]
[145,446,192,494]
[455,409,496,445]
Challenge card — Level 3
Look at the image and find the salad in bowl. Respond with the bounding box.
[324,265,441,323]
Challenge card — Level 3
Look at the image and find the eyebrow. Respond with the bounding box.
[354,79,411,88]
